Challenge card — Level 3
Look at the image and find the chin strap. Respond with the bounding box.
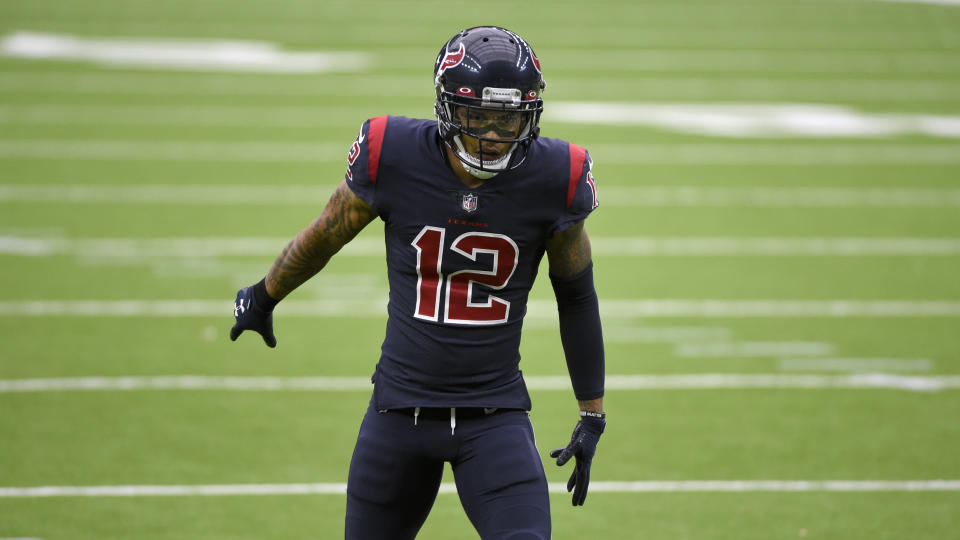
[451,135,515,179]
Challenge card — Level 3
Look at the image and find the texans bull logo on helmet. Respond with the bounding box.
[437,43,465,76]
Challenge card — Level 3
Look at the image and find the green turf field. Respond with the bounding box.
[2,0,959,538]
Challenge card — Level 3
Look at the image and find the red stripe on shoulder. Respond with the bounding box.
[567,143,587,208]
[367,116,388,184]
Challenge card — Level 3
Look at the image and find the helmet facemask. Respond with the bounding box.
[436,86,542,179]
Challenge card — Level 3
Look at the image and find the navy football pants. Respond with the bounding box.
[345,404,551,539]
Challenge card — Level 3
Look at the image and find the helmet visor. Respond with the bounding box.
[451,103,535,142]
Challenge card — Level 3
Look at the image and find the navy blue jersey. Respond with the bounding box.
[345,116,598,410]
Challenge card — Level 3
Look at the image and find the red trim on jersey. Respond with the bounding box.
[367,115,388,184]
[567,143,587,208]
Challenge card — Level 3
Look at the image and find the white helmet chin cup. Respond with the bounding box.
[452,135,516,179]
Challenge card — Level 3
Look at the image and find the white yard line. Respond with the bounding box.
[591,299,960,318]
[4,236,960,258]
[602,325,733,343]
[600,187,960,207]
[537,49,960,73]
[875,0,960,5]
[4,103,960,134]
[3,71,959,100]
[1,300,960,318]
[0,140,343,162]
[675,342,834,357]
[778,358,933,372]
[592,237,960,254]
[1,374,958,393]
[1,141,959,164]
[548,103,960,138]
[589,145,960,165]
[3,185,960,207]
[1,480,958,498]
[0,105,372,127]
[0,31,370,73]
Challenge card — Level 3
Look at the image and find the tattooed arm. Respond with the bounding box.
[546,220,604,414]
[265,180,377,300]
[545,220,592,280]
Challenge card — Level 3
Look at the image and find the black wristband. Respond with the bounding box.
[253,278,280,312]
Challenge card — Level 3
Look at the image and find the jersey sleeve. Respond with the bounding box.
[344,115,388,210]
[548,143,599,237]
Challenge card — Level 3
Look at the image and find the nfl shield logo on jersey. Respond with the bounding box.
[461,192,479,213]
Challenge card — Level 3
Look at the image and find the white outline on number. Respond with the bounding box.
[444,232,519,326]
[411,226,445,322]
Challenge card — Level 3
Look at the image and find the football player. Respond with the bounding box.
[231,26,605,540]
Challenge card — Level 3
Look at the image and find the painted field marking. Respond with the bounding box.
[0,71,426,97]
[599,187,960,207]
[2,141,960,164]
[602,325,733,343]
[0,104,375,128]
[1,374,958,393]
[548,102,960,138]
[3,71,959,101]
[3,185,960,207]
[1,480,958,498]
[778,358,933,372]
[592,237,960,254]
[0,31,370,73]
[675,342,834,357]
[5,103,960,132]
[0,140,343,162]
[590,145,960,165]
[535,49,960,73]
[4,236,960,258]
[875,0,960,5]
[2,300,960,318]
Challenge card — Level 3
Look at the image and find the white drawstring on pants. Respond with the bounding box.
[410,407,457,435]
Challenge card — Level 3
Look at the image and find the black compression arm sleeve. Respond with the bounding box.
[550,263,605,400]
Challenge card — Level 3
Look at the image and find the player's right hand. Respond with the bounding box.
[229,282,278,348]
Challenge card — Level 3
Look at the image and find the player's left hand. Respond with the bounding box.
[550,415,605,506]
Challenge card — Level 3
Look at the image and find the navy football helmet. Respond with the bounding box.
[434,26,546,179]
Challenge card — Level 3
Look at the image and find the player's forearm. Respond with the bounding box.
[264,182,376,300]
[264,224,338,300]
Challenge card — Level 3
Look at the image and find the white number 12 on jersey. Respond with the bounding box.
[411,226,519,325]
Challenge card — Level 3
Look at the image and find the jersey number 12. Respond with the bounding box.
[411,226,519,325]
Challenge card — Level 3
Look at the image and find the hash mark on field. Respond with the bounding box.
[1,374,958,393]
[1,481,958,498]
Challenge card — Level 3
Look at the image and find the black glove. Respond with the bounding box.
[229,279,278,348]
[550,414,605,506]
